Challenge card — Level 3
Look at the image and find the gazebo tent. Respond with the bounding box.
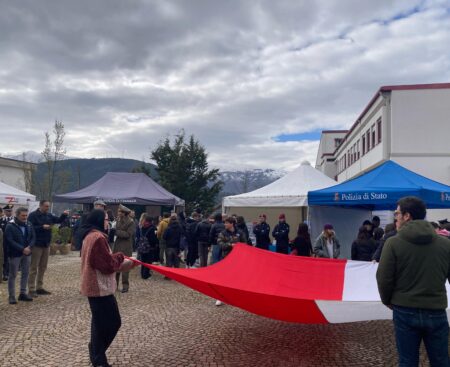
[0,181,36,205]
[307,160,450,258]
[223,161,337,237]
[54,172,184,206]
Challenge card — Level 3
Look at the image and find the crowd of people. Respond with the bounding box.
[2,197,450,366]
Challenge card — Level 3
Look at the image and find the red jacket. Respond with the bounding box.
[80,230,124,297]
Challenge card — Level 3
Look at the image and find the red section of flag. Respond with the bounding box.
[128,244,347,324]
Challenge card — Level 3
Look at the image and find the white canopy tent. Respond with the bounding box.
[223,161,337,238]
[0,181,36,206]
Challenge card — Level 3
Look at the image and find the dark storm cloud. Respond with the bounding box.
[0,0,449,169]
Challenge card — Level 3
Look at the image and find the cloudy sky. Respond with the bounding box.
[1,0,449,170]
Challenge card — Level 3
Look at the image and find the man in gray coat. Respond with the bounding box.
[113,204,136,293]
[313,223,340,259]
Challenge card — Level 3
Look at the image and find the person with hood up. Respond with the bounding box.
[272,214,290,254]
[313,224,340,259]
[253,214,271,250]
[377,196,450,366]
[80,209,136,367]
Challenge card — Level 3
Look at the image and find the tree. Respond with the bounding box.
[38,120,67,200]
[151,131,223,213]
[131,160,153,176]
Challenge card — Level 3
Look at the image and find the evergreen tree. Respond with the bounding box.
[151,131,222,213]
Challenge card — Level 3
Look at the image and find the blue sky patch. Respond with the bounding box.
[274,130,322,142]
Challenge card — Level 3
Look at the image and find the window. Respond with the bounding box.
[334,138,342,148]
[366,130,371,151]
[371,124,376,147]
[377,118,382,144]
[362,136,366,155]
[357,140,360,160]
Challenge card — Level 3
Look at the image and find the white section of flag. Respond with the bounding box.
[316,301,392,323]
[342,260,381,302]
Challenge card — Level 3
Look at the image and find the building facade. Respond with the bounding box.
[316,83,450,190]
[316,83,450,222]
[0,157,36,192]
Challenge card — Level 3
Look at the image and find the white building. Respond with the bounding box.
[316,82,450,220]
[0,156,36,193]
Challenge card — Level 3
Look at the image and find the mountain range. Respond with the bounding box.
[14,151,282,202]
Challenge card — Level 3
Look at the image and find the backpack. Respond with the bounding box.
[137,228,153,254]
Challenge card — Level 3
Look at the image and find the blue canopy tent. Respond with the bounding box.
[307,161,450,258]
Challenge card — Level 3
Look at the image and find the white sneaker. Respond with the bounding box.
[215,300,223,306]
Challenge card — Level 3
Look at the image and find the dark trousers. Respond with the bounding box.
[256,242,269,250]
[139,252,152,279]
[88,295,121,367]
[3,241,9,278]
[165,247,180,268]
[186,241,198,267]
[198,242,209,267]
[393,305,449,367]
[8,255,31,297]
[276,241,289,254]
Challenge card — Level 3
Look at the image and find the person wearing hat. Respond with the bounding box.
[93,200,107,211]
[113,204,136,293]
[27,200,69,297]
[313,224,341,259]
[253,214,271,250]
[272,214,290,254]
[1,204,14,281]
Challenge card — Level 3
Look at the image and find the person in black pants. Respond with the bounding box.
[88,295,121,367]
[137,216,159,279]
[253,214,271,250]
[79,209,136,367]
[272,213,290,254]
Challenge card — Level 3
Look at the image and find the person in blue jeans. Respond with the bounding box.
[377,196,450,367]
[209,213,224,265]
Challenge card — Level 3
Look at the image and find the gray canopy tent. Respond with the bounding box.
[53,172,184,207]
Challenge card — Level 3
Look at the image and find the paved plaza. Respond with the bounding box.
[0,252,438,367]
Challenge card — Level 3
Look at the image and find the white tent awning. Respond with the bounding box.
[0,181,36,205]
[223,161,336,208]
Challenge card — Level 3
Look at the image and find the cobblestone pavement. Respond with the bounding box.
[0,252,439,366]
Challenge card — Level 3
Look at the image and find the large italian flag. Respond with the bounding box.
[130,244,449,324]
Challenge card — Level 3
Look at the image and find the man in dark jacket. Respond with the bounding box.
[376,196,450,366]
[196,215,212,267]
[209,213,225,265]
[253,214,271,250]
[272,213,290,254]
[163,217,182,268]
[1,205,14,281]
[27,200,68,297]
[185,212,200,268]
[5,207,35,304]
